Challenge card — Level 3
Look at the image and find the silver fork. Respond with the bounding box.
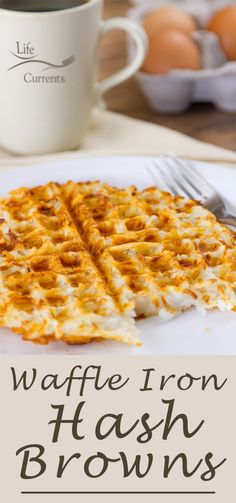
[147,154,236,229]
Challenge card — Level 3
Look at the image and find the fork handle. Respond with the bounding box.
[219,217,236,229]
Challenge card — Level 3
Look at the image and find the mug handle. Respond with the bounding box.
[95,17,148,103]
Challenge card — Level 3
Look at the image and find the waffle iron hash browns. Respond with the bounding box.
[0,180,235,345]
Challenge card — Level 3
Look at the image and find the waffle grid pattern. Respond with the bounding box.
[63,181,236,319]
[0,182,138,345]
[0,180,235,345]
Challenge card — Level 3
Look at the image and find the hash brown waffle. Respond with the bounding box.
[63,181,236,319]
[0,180,235,345]
[0,183,138,345]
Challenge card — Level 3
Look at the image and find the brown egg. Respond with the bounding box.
[207,7,236,60]
[142,28,202,75]
[143,6,197,40]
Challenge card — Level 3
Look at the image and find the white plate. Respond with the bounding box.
[0,156,235,355]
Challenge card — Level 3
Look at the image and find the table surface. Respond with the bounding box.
[100,0,236,152]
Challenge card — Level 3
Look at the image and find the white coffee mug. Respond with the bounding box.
[0,0,148,155]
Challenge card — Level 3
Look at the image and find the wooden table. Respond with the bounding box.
[100,0,236,152]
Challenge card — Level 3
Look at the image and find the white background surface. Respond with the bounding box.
[0,156,235,355]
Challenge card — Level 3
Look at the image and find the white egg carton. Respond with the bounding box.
[128,0,236,113]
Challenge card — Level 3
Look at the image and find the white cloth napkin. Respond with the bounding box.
[1,109,236,170]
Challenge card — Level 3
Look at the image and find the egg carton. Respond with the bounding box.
[128,0,236,113]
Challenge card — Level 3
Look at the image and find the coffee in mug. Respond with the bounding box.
[0,0,147,154]
[0,1,90,12]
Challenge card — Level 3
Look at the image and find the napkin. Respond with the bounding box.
[1,109,236,170]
